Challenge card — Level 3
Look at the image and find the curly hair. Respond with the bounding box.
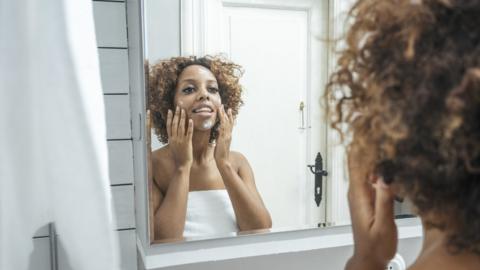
[148,55,244,143]
[327,0,480,255]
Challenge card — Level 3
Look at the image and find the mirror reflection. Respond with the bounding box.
[144,0,413,244]
[147,56,272,241]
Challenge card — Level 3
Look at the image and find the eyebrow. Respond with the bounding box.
[178,79,218,84]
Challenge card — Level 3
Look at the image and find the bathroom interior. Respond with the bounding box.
[6,0,426,269]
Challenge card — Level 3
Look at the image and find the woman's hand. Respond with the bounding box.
[167,106,194,169]
[345,147,397,270]
[214,105,233,166]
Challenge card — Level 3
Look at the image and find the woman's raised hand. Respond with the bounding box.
[167,106,194,169]
[214,105,233,165]
[345,147,397,270]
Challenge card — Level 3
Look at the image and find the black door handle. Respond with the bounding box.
[307,152,328,207]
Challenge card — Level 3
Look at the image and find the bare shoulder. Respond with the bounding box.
[229,151,254,176]
[151,145,174,191]
[229,151,249,167]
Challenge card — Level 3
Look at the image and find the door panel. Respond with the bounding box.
[225,7,309,228]
[180,0,330,229]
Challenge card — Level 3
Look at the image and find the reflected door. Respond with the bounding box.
[181,0,329,229]
[223,6,318,229]
[224,7,309,227]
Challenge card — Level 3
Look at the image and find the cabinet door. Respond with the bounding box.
[57,230,136,270]
[93,1,127,48]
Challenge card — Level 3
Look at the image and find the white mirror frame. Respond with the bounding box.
[131,1,423,269]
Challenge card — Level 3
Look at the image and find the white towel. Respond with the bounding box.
[184,190,238,239]
[0,0,120,269]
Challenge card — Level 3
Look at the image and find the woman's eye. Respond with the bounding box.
[208,87,219,93]
[182,87,194,94]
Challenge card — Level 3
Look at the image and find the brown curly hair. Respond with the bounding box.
[327,0,480,254]
[148,55,244,143]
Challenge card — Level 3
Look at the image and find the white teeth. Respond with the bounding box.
[193,107,212,113]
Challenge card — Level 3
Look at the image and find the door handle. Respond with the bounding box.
[307,152,328,207]
[298,101,311,130]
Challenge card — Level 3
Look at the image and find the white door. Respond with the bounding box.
[225,6,309,229]
[181,0,331,229]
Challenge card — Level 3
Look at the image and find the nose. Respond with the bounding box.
[196,86,210,101]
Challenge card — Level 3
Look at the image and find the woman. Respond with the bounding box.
[148,55,272,241]
[327,0,480,269]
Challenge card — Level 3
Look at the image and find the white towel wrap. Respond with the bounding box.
[183,189,238,239]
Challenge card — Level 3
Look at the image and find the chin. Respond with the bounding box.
[191,121,211,131]
[191,116,214,128]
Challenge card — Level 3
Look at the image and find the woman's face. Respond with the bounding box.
[173,64,222,131]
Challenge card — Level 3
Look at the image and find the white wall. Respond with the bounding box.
[144,0,180,63]
[144,0,180,151]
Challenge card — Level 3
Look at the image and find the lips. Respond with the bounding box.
[192,104,214,113]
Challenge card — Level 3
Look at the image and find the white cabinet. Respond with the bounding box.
[108,140,134,185]
[105,95,132,140]
[99,49,130,94]
[93,1,128,48]
[56,230,136,270]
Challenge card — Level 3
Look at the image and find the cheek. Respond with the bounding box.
[211,94,222,106]
[173,94,187,110]
[173,95,180,108]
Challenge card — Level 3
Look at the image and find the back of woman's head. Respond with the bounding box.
[327,0,480,254]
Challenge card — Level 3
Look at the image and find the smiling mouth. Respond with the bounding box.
[192,106,214,113]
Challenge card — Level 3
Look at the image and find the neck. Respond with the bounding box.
[412,218,480,269]
[191,129,214,163]
[420,222,446,256]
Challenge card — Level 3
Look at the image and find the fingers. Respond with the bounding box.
[227,108,234,124]
[216,106,225,139]
[179,108,186,137]
[146,110,152,145]
[166,109,172,138]
[347,148,375,228]
[187,119,193,141]
[218,105,233,129]
[168,106,192,140]
[171,106,180,138]
[372,177,398,262]
[218,105,226,125]
[373,178,395,227]
[146,110,152,130]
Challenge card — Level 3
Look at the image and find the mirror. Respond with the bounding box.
[143,0,413,244]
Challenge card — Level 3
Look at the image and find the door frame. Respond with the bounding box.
[179,0,338,226]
